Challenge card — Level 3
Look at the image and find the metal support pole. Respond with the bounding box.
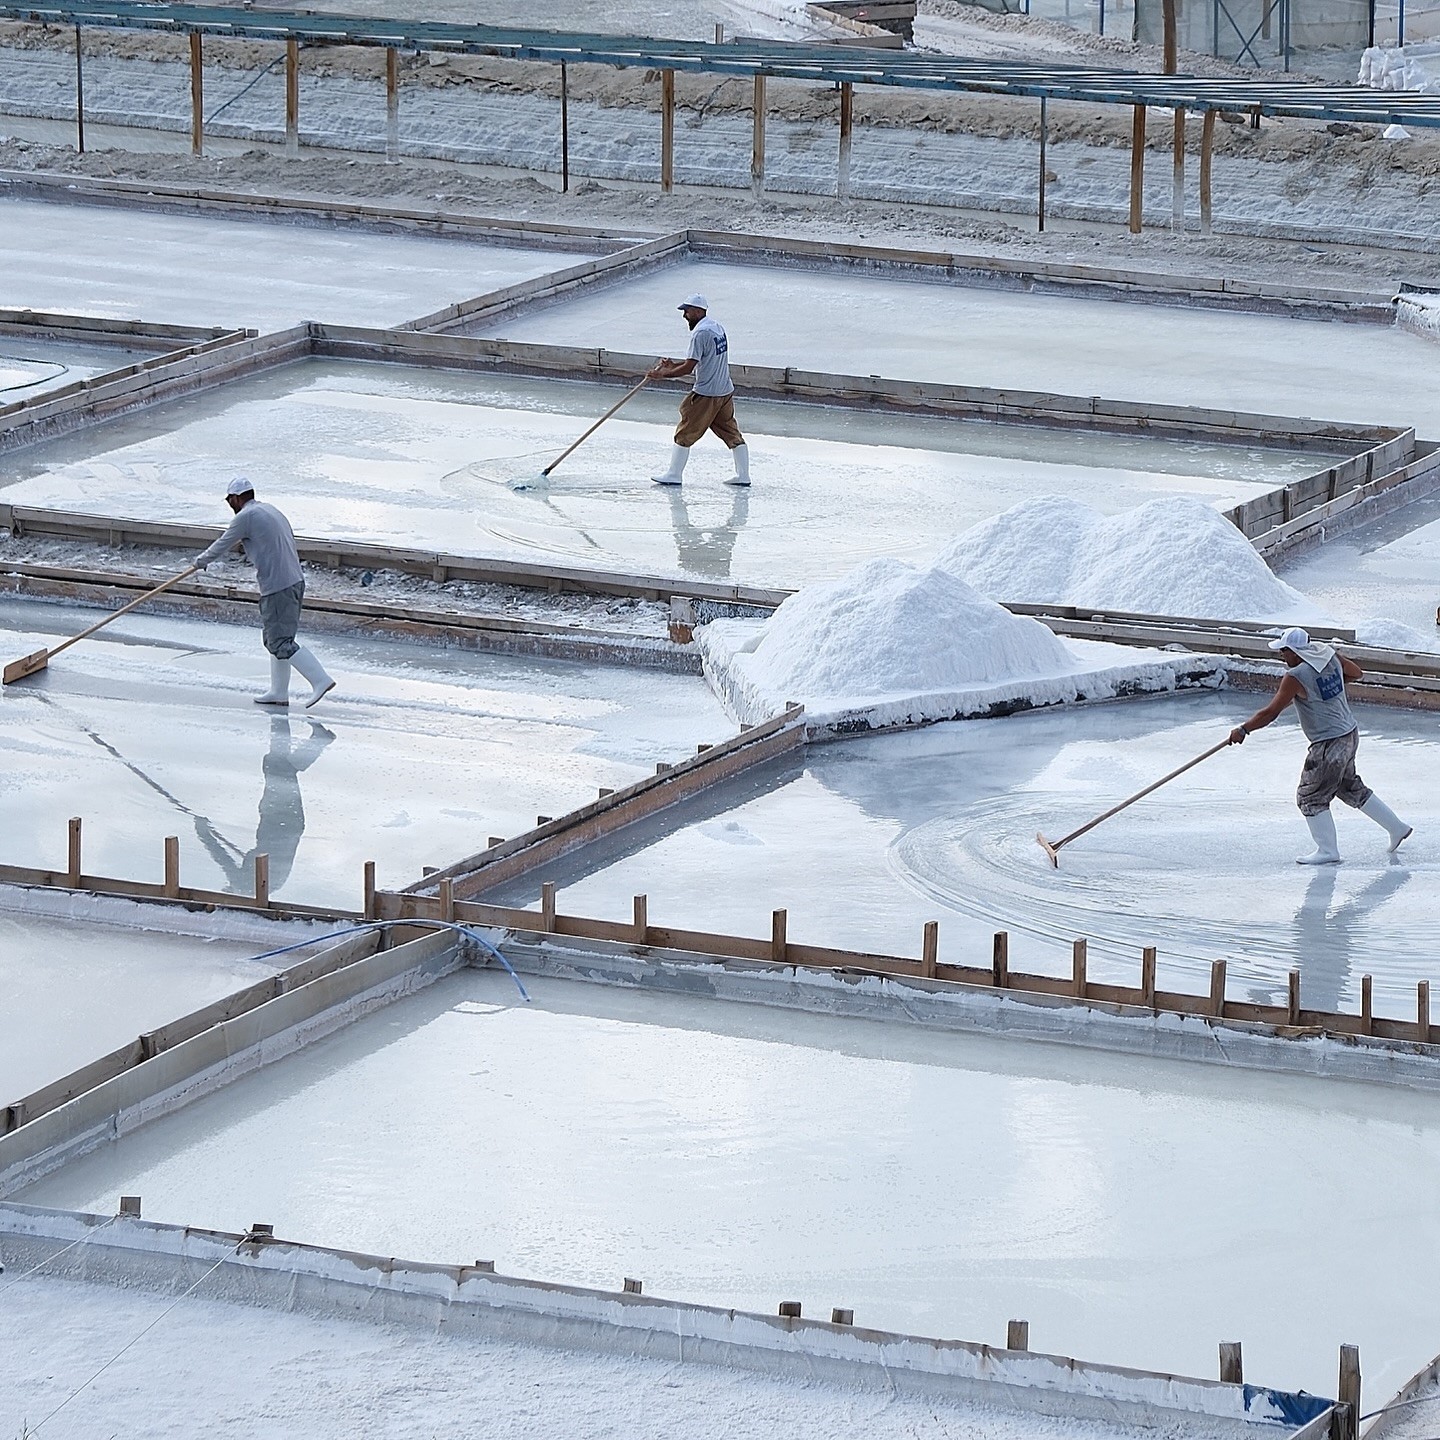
[285,37,299,157]
[660,69,675,193]
[189,30,203,157]
[1128,103,1146,234]
[837,80,853,200]
[74,25,84,154]
[386,48,399,163]
[751,73,766,198]
[1199,108,1215,234]
[1037,95,1047,231]
[1171,106,1185,232]
[560,60,570,192]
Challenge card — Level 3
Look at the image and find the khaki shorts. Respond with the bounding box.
[675,391,744,449]
[1296,728,1371,816]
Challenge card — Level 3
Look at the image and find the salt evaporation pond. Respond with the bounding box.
[481,259,1440,431]
[0,196,589,331]
[496,690,1438,1012]
[0,332,156,400]
[0,359,1324,586]
[20,965,1440,1402]
[0,595,724,909]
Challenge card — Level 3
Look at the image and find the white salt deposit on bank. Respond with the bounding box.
[699,558,1220,731]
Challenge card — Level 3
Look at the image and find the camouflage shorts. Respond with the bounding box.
[1296,728,1371,817]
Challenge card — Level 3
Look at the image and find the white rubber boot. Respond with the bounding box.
[725,442,751,487]
[253,655,291,707]
[651,444,689,487]
[1362,794,1413,852]
[290,646,336,709]
[1296,809,1342,866]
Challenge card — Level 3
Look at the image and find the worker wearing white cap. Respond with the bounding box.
[646,294,750,488]
[193,478,336,709]
[1229,626,1410,863]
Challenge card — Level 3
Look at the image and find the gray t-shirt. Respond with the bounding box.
[687,316,733,397]
[196,499,304,596]
[1291,655,1357,743]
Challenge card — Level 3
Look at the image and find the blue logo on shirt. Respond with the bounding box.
[1317,665,1344,700]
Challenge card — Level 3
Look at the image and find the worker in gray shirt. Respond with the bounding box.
[1229,626,1410,863]
[194,478,335,709]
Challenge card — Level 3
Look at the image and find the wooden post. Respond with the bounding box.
[1361,974,1374,1035]
[1171,107,1185,231]
[1037,96,1047,232]
[189,31,204,157]
[363,860,377,921]
[837,81,853,199]
[560,60,570,192]
[74,25,85,154]
[439,877,455,923]
[67,816,82,888]
[1419,980,1431,1044]
[1219,1341,1243,1384]
[1210,959,1227,1018]
[1338,1345,1361,1440]
[1162,0,1178,71]
[253,853,270,908]
[1287,969,1301,1026]
[163,836,180,899]
[992,931,1009,988]
[1072,938,1087,998]
[386,48,399,163]
[771,908,788,965]
[660,69,675,193]
[1007,1319,1030,1351]
[751,74,766,198]
[1128,104,1146,234]
[921,921,939,979]
[541,881,557,933]
[632,894,647,944]
[285,37,299,156]
[1199,108,1215,234]
[1142,946,1157,1005]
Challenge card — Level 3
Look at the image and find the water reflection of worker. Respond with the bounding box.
[194,716,334,896]
[666,484,749,579]
[1289,861,1412,1015]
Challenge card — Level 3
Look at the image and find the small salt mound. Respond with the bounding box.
[1354,618,1440,654]
[734,557,1074,705]
[935,495,1323,623]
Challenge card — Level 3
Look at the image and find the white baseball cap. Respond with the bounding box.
[1268,627,1310,652]
[678,293,709,311]
[226,477,255,497]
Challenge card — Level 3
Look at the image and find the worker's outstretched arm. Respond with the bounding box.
[1229,673,1303,744]
[646,357,698,380]
[194,508,250,570]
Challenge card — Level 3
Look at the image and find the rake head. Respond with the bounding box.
[1036,832,1060,868]
[2,649,48,685]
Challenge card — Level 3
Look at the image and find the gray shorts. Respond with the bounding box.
[1296,728,1371,816]
[259,581,304,660]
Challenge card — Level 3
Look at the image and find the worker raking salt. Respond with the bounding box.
[647,294,751,488]
[194,478,336,709]
[1228,626,1411,864]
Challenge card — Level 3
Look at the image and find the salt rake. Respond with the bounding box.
[3,564,201,685]
[1036,736,1232,867]
[536,376,649,481]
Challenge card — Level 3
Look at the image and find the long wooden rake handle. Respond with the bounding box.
[541,376,649,477]
[1037,736,1232,867]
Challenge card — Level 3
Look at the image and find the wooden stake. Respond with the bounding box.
[660,69,675,193]
[363,860,376,921]
[67,816,82,889]
[992,931,1009,988]
[1162,0,1178,72]
[837,81,853,199]
[1199,109,1215,234]
[1037,96,1047,232]
[285,38,299,156]
[189,31,204,157]
[163,836,179,899]
[1219,1341,1243,1384]
[1072,938,1087,998]
[1128,104,1146,234]
[632,894,648,944]
[541,881,557,933]
[751,74,766,198]
[253,853,270,908]
[386,48,399,163]
[1361,974,1373,1035]
[1210,959,1226,1018]
[74,25,85,154]
[1141,946,1157,1006]
[1007,1319,1030,1351]
[439,877,455,923]
[1338,1345,1361,1440]
[1419,980,1431,1044]
[1287,968,1300,1026]
[921,921,938,979]
[560,60,570,191]
[1171,107,1185,232]
[771,908,788,965]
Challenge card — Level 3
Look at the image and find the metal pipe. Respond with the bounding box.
[560,59,569,192]
[1037,95,1047,232]
[73,24,84,154]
